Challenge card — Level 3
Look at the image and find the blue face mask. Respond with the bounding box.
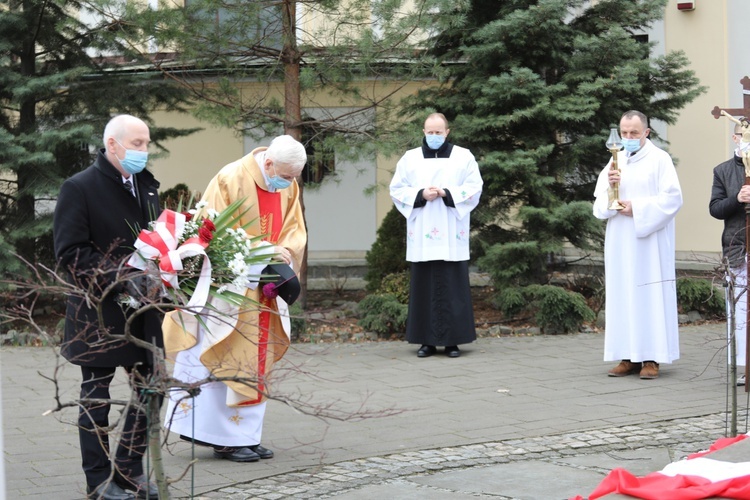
[425,134,446,150]
[115,140,148,174]
[268,175,292,190]
[267,163,293,190]
[621,132,646,154]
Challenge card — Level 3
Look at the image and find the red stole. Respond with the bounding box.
[240,187,282,405]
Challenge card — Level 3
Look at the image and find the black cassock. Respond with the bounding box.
[405,260,476,346]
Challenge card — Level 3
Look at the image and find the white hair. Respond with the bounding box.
[266,135,307,172]
[102,114,144,145]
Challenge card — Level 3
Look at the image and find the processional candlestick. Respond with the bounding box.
[606,127,625,211]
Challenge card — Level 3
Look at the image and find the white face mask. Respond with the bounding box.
[740,141,750,153]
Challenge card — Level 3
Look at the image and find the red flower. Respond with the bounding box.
[198,226,214,243]
[182,212,193,222]
[202,219,216,232]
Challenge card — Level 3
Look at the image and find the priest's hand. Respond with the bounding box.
[737,185,750,203]
[618,200,633,216]
[272,245,292,264]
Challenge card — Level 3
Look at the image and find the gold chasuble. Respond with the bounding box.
[163,147,307,407]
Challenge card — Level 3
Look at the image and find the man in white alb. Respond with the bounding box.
[593,110,683,379]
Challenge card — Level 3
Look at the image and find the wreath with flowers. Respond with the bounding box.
[124,197,286,311]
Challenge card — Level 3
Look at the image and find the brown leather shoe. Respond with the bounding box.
[640,361,659,379]
[607,360,641,377]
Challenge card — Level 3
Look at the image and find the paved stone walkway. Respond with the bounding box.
[207,412,740,499]
[3,322,750,499]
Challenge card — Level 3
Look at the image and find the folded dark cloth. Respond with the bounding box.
[261,263,300,305]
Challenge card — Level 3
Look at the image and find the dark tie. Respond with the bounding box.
[123,179,134,197]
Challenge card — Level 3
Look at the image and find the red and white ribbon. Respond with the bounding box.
[127,210,212,312]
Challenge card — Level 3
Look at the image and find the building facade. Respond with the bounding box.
[148,0,750,270]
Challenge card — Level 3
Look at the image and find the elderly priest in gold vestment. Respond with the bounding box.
[163,135,307,462]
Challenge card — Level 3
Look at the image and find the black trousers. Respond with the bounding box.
[78,364,160,488]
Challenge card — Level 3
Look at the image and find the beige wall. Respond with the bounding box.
[149,111,245,198]
[148,79,434,260]
[664,0,748,267]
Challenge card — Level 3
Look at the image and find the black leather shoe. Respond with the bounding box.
[114,473,158,499]
[445,346,461,358]
[249,444,274,459]
[87,481,135,500]
[417,345,436,357]
[213,446,261,462]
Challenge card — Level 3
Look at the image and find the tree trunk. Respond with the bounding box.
[148,368,170,499]
[281,0,308,308]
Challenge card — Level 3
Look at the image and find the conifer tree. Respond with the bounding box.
[100,0,439,305]
[0,0,194,274]
[404,0,704,293]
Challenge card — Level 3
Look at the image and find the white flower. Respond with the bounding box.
[195,200,208,210]
[216,285,227,294]
[228,256,246,275]
[207,208,219,219]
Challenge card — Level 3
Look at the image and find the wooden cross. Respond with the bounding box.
[712,76,750,119]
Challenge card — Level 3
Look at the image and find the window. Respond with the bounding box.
[300,123,335,184]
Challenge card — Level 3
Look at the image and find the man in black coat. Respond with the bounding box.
[53,114,162,500]
[709,122,750,387]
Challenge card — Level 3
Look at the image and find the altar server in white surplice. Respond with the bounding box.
[390,113,483,359]
[593,110,683,380]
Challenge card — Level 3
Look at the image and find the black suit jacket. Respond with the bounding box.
[709,155,747,268]
[53,149,163,367]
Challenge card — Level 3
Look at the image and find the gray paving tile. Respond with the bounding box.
[3,323,748,499]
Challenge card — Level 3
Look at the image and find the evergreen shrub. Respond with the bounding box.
[357,294,408,335]
[676,277,724,318]
[495,284,595,334]
[378,271,411,304]
[289,303,306,341]
[526,285,595,334]
[364,205,407,291]
[159,183,195,211]
[494,286,526,318]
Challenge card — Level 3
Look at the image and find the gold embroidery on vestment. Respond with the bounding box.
[260,213,273,238]
[178,401,192,415]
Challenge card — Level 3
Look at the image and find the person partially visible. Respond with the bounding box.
[593,110,683,380]
[389,113,483,358]
[164,135,306,463]
[53,114,162,500]
[709,122,750,386]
